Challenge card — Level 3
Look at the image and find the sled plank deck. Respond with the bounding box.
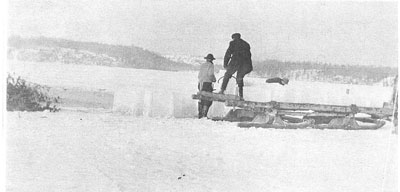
[225,100,393,117]
[192,91,393,117]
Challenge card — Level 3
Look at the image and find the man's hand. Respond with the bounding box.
[223,61,229,69]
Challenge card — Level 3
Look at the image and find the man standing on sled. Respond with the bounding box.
[218,33,253,100]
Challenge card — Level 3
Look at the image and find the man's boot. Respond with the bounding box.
[198,102,203,119]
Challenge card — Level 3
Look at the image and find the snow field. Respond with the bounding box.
[6,61,397,191]
[6,111,397,192]
[8,61,394,118]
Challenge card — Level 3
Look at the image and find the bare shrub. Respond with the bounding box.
[7,74,59,112]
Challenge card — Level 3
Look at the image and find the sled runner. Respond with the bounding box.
[192,91,394,130]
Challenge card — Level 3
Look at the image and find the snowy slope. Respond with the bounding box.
[6,111,397,192]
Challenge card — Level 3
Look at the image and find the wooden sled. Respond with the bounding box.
[192,91,393,130]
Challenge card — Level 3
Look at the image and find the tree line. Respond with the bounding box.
[252,59,397,85]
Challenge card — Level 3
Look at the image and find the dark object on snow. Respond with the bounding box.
[219,33,252,100]
[266,77,289,86]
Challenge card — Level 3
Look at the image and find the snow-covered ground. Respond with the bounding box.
[7,111,397,192]
[6,60,398,192]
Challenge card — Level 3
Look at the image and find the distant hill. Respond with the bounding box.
[8,36,197,71]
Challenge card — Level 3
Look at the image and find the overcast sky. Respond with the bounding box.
[8,0,398,67]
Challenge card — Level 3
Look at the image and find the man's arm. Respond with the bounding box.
[223,41,233,68]
[209,65,216,82]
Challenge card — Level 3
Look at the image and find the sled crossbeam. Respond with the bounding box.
[192,91,240,102]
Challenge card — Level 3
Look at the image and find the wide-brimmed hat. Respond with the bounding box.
[204,54,216,60]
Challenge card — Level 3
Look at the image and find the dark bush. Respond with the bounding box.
[7,74,59,112]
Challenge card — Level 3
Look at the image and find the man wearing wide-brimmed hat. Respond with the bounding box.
[218,33,253,100]
[197,53,217,118]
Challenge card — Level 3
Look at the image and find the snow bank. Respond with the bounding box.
[112,88,232,118]
[113,88,199,118]
[48,87,114,109]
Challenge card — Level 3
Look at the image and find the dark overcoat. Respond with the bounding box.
[224,38,253,75]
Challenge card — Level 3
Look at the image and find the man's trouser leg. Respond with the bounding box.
[199,82,213,118]
[220,66,237,93]
[197,83,203,118]
[198,102,203,118]
[238,85,243,99]
[202,104,210,118]
[236,71,246,100]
